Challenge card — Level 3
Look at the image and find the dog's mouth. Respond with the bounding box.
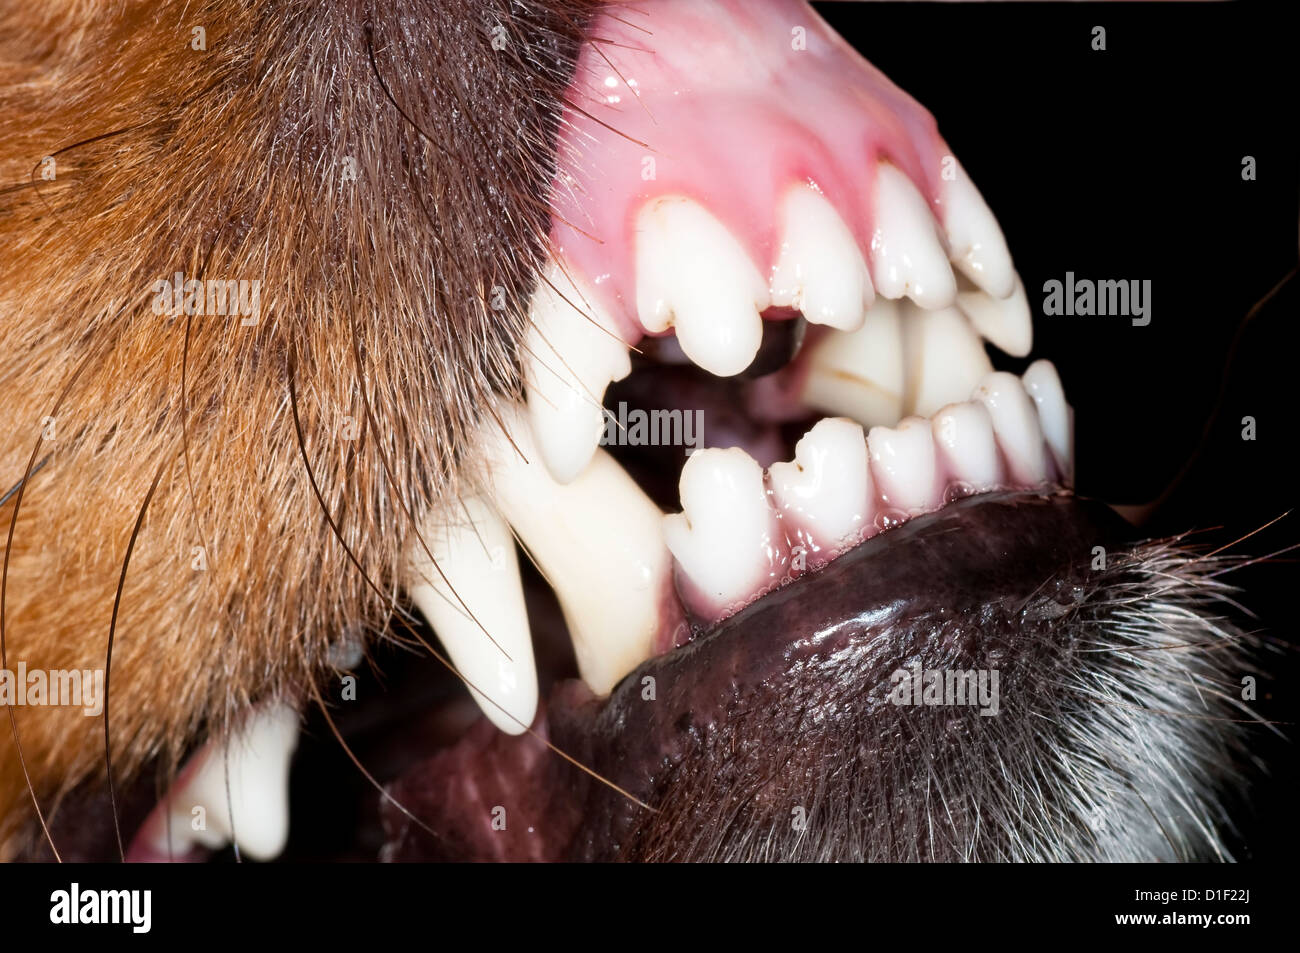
[117,0,1256,864]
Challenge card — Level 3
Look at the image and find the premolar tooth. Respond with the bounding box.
[941,160,1016,300]
[770,186,873,331]
[663,447,787,620]
[901,302,993,418]
[869,163,957,310]
[799,298,905,428]
[769,417,873,551]
[1022,359,1074,482]
[956,275,1033,357]
[931,402,1004,492]
[635,196,770,376]
[868,416,940,515]
[972,371,1049,484]
[408,496,537,734]
[525,263,632,484]
[142,703,298,862]
[487,408,670,695]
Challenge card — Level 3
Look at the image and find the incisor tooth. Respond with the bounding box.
[868,416,940,515]
[799,298,905,429]
[770,185,873,331]
[525,263,632,484]
[956,275,1033,357]
[901,303,993,418]
[769,417,873,552]
[932,402,1004,492]
[941,160,1016,300]
[1022,359,1074,482]
[635,196,769,376]
[408,496,537,734]
[486,408,670,695]
[972,371,1049,484]
[869,163,957,310]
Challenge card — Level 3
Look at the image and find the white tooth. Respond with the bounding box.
[486,408,669,695]
[941,160,1016,300]
[408,496,537,734]
[525,263,632,484]
[149,703,298,861]
[931,402,1003,492]
[770,186,872,331]
[868,416,940,515]
[799,298,905,429]
[663,447,782,616]
[1022,359,1074,482]
[901,302,993,418]
[972,371,1049,484]
[769,417,872,550]
[635,196,769,376]
[869,163,957,310]
[956,275,1033,357]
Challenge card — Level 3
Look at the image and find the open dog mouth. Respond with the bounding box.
[109,0,1262,864]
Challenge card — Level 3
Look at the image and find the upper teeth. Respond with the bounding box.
[770,184,873,332]
[940,158,1017,300]
[869,162,958,310]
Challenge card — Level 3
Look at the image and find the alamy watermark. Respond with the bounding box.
[150,271,261,325]
[0,663,104,716]
[889,662,1000,716]
[600,402,704,453]
[1042,272,1151,327]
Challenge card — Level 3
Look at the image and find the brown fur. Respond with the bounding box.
[0,0,593,858]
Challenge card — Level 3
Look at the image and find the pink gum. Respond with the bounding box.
[549,0,952,343]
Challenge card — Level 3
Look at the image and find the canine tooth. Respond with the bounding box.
[408,496,537,734]
[663,447,785,616]
[769,417,872,550]
[635,196,769,376]
[487,409,668,695]
[525,263,632,484]
[972,371,1049,484]
[1022,359,1074,481]
[770,186,873,331]
[867,416,940,514]
[932,402,1003,491]
[941,161,1016,300]
[901,303,993,418]
[869,163,957,310]
[148,703,298,862]
[799,298,905,428]
[956,275,1033,357]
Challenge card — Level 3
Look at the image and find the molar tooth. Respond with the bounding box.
[901,302,993,418]
[1022,359,1074,482]
[635,196,769,377]
[525,262,632,484]
[770,186,873,331]
[799,298,905,429]
[941,160,1016,300]
[972,371,1049,484]
[141,703,298,862]
[663,447,787,621]
[956,275,1033,357]
[486,408,670,695]
[869,163,957,310]
[932,402,1004,492]
[769,417,873,551]
[867,416,940,515]
[408,496,537,734]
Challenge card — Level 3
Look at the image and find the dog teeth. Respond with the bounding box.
[869,163,957,310]
[635,196,770,377]
[972,371,1049,484]
[868,416,941,515]
[956,275,1033,357]
[770,185,873,331]
[901,302,993,418]
[932,401,1004,492]
[799,298,905,428]
[769,417,873,552]
[408,496,537,734]
[940,159,1016,300]
[487,408,670,695]
[525,262,632,484]
[1022,359,1073,482]
[663,447,788,621]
